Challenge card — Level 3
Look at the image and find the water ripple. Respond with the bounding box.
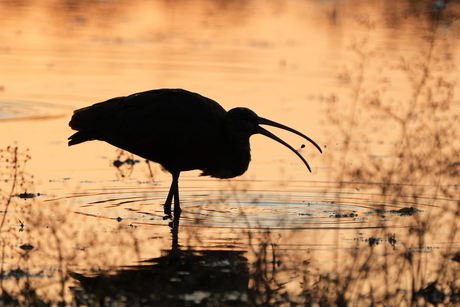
[0,99,71,122]
[43,179,406,231]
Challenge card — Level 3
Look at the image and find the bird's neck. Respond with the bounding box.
[224,131,252,177]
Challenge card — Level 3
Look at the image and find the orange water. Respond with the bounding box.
[1,0,460,305]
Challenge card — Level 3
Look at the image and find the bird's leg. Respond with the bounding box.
[163,172,181,218]
[172,172,181,218]
[169,213,180,250]
[164,187,174,217]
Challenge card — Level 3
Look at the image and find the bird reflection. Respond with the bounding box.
[69,218,249,306]
[69,89,322,218]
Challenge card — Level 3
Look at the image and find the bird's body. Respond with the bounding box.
[69,89,321,217]
[70,89,250,178]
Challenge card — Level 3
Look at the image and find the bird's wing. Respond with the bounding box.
[69,89,227,168]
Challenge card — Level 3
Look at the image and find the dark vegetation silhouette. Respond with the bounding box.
[2,1,460,306]
[0,146,32,234]
[68,88,322,218]
[0,146,56,306]
[316,5,460,306]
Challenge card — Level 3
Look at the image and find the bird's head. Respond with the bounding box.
[227,107,322,172]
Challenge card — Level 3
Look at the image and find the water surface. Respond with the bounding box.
[1,0,460,305]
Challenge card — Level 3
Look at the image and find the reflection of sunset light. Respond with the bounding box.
[0,0,459,305]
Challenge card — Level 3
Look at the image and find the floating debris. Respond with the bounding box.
[113,158,140,167]
[113,159,124,167]
[390,207,421,216]
[414,281,445,306]
[124,158,139,165]
[451,253,460,263]
[365,237,382,247]
[388,234,397,248]
[19,243,34,251]
[330,210,358,218]
[15,192,41,200]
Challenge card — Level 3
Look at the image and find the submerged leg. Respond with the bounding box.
[163,172,181,218]
[164,184,174,217]
[172,172,181,217]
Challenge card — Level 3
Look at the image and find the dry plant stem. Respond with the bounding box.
[392,11,440,191]
[0,148,19,294]
[0,147,18,233]
[0,237,6,291]
[392,12,441,298]
[0,146,32,295]
[333,18,374,283]
[321,6,456,304]
[50,226,67,304]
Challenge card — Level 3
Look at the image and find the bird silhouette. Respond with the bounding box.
[68,89,322,218]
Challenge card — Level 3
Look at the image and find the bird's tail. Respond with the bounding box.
[68,98,122,146]
[68,131,94,146]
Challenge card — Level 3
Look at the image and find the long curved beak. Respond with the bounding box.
[257,118,322,172]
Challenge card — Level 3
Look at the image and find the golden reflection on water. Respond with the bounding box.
[1,0,460,305]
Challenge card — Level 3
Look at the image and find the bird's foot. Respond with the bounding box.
[173,203,182,218]
[173,209,181,220]
[163,206,172,220]
[163,205,181,220]
[162,212,181,220]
